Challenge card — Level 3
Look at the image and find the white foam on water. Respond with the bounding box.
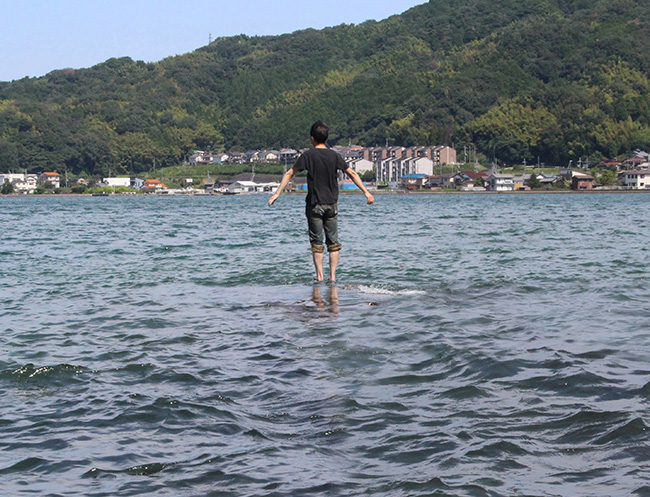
[343,284,426,296]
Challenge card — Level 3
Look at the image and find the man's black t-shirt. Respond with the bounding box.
[292,148,349,206]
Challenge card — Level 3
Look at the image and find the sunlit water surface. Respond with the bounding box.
[1,193,650,496]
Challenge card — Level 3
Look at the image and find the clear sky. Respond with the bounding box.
[0,0,425,82]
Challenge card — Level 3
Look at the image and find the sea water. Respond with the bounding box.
[1,193,649,496]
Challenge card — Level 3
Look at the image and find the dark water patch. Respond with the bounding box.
[465,440,530,458]
[369,477,494,497]
[550,466,616,484]
[248,352,280,361]
[0,457,49,475]
[550,410,630,445]
[408,351,460,373]
[1,363,88,387]
[112,362,157,376]
[146,370,202,385]
[147,243,196,254]
[244,428,271,441]
[439,385,490,400]
[101,397,241,429]
[518,370,622,398]
[281,367,312,379]
[128,316,179,330]
[190,277,222,287]
[376,372,449,386]
[637,380,650,398]
[84,461,176,478]
[570,349,618,360]
[463,356,522,380]
[593,417,650,445]
[2,437,70,452]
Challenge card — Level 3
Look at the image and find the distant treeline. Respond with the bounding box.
[2,0,650,176]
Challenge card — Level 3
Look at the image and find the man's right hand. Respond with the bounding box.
[366,193,375,205]
[268,193,279,206]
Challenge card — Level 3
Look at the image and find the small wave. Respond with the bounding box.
[550,409,628,445]
[102,397,240,429]
[465,440,531,458]
[83,453,224,479]
[368,477,493,496]
[594,417,649,446]
[84,462,173,478]
[0,457,48,475]
[245,429,271,441]
[518,370,619,398]
[1,363,88,386]
[439,385,490,400]
[343,284,426,296]
[377,372,447,385]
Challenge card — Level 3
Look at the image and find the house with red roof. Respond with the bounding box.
[141,179,167,192]
[39,172,60,188]
[453,170,489,189]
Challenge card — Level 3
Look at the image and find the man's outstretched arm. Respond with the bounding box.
[268,168,296,206]
[345,168,375,205]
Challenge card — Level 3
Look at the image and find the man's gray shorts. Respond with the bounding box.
[306,204,341,253]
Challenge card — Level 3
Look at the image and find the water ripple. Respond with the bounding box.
[1,194,650,496]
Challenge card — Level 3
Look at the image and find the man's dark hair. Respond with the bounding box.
[310,120,329,144]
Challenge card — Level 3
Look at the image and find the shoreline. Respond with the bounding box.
[2,189,650,198]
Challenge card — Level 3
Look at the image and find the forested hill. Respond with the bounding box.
[2,0,650,176]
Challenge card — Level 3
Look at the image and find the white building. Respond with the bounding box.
[487,173,515,191]
[0,173,38,193]
[244,150,260,163]
[409,157,434,176]
[623,170,650,189]
[211,153,230,164]
[228,181,259,194]
[189,151,214,164]
[0,173,26,185]
[259,150,280,163]
[256,182,280,193]
[226,181,280,194]
[14,174,38,193]
[375,156,434,182]
[345,158,374,180]
[103,177,131,188]
[39,172,60,188]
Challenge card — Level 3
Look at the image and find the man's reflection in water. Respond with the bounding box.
[312,284,339,314]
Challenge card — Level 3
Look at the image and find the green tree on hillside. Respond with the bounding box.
[527,173,541,189]
[1,0,650,174]
[464,102,561,165]
[360,169,375,182]
[598,169,617,185]
[1,181,14,194]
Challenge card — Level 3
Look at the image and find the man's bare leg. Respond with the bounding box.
[312,251,324,281]
[329,250,339,282]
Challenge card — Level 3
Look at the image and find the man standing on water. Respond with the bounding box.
[268,120,375,283]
